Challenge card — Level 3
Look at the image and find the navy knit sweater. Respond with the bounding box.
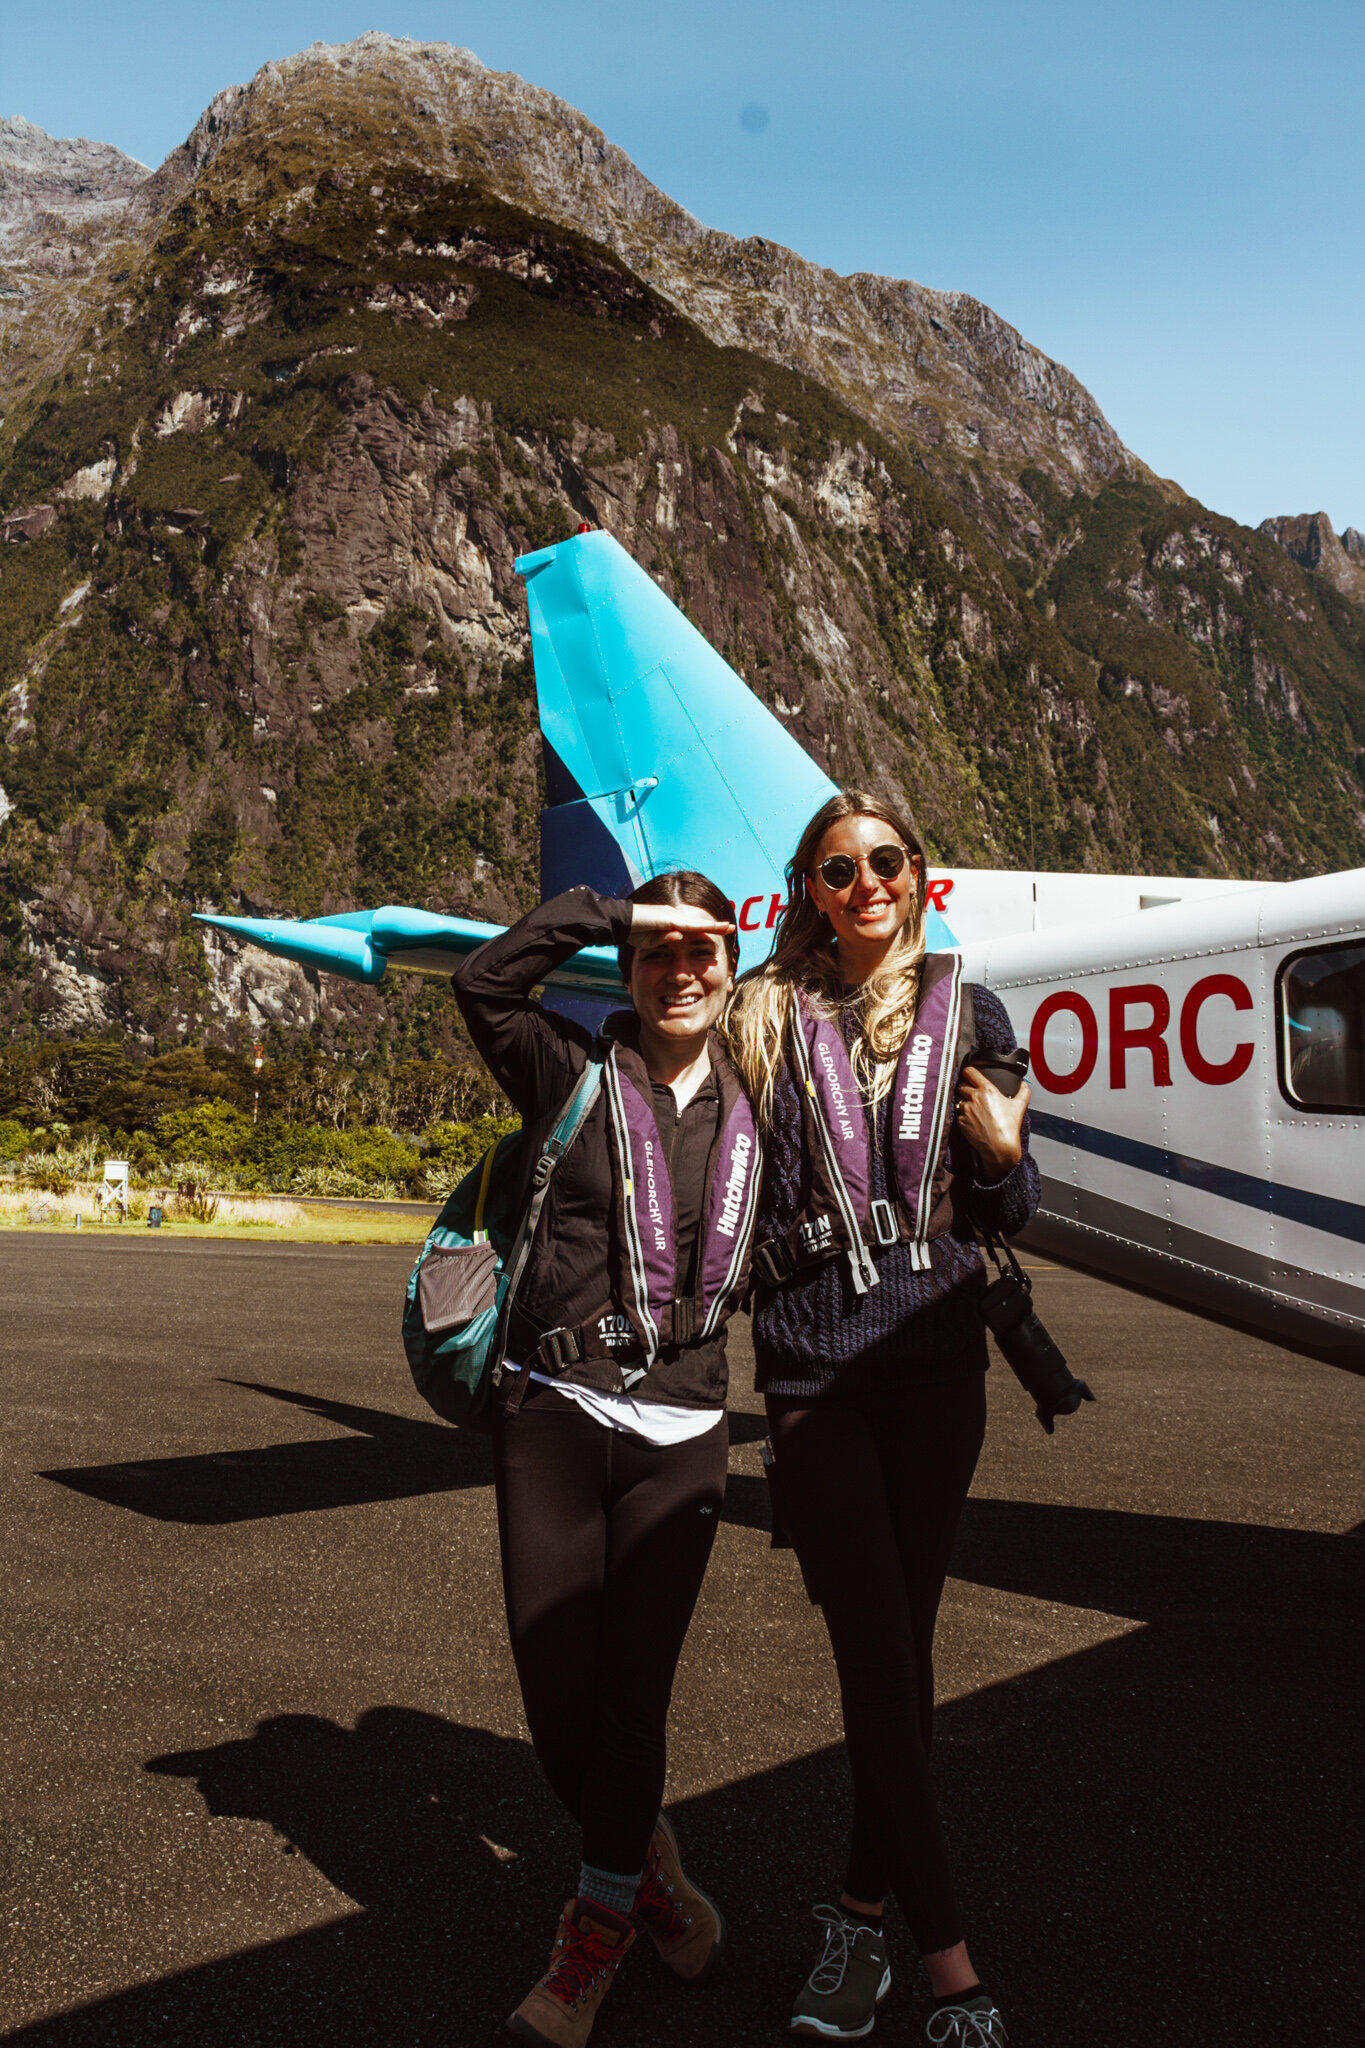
[752,984,1041,1399]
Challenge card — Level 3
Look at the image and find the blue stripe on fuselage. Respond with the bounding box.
[1029,1110,1365,1246]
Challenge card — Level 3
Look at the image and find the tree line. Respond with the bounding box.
[0,1039,516,1201]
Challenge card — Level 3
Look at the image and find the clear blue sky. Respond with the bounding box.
[3,0,1361,535]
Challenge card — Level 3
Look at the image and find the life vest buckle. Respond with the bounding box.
[538,1324,583,1372]
[751,1237,796,1288]
[671,1296,696,1344]
[869,1198,899,1247]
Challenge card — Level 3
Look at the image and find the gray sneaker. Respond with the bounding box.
[925,1992,1006,2046]
[790,1904,891,2039]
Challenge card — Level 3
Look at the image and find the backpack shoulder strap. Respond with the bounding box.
[491,1055,605,1380]
[470,1138,501,1243]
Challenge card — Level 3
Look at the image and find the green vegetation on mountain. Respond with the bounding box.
[0,46,1362,1053]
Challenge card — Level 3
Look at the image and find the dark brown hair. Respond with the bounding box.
[617,870,740,985]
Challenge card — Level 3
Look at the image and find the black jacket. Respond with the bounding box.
[451,888,742,1408]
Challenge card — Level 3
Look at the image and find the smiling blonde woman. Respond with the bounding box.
[729,791,1039,2048]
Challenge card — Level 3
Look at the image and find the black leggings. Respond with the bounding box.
[766,1371,987,1953]
[493,1378,728,1875]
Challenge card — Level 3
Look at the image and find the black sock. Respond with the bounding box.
[931,1983,989,2012]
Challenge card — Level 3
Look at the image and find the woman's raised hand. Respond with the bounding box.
[628,902,735,941]
[956,1067,1030,1181]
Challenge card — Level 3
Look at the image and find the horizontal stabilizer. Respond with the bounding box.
[193,912,386,983]
[192,909,624,995]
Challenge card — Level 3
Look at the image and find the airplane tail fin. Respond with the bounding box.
[519,529,834,941]
[517,528,955,953]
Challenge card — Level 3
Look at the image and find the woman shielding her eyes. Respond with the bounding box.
[728,791,1039,2048]
[452,875,758,2048]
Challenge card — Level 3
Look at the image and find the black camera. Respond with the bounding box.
[963,1046,1095,1432]
[980,1264,1095,1433]
[963,1044,1030,1096]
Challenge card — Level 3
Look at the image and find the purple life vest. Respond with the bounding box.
[599,1039,761,1375]
[757,954,972,1294]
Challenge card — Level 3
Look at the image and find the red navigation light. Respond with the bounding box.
[575,521,595,534]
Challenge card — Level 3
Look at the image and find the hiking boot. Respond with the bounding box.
[507,1898,635,2047]
[632,1810,727,1980]
[925,1992,1006,2046]
[790,1904,890,2039]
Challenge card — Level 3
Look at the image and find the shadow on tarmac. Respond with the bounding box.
[38,1382,492,1522]
[6,1496,1361,2046]
[37,1384,774,1525]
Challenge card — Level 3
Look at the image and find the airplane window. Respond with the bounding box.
[1278,941,1365,1111]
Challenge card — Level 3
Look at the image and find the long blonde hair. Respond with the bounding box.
[727,791,930,1126]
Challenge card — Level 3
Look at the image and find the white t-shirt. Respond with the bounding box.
[502,1361,725,1445]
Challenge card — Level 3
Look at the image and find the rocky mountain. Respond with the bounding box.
[1259,511,1365,610]
[0,116,149,258]
[137,39,1154,554]
[1,33,1363,1056]
[0,117,152,431]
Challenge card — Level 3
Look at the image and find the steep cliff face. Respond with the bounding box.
[135,34,1153,555]
[0,116,149,260]
[0,117,152,429]
[1,34,1363,1053]
[1259,511,1365,610]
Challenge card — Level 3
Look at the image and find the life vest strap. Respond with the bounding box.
[531,1295,703,1372]
[753,1198,920,1289]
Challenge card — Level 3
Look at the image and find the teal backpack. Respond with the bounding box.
[403,1058,605,1429]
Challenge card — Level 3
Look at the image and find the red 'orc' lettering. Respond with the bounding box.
[1110,984,1172,1088]
[1030,991,1098,1094]
[925,877,954,912]
[1180,974,1254,1085]
[1031,974,1256,1093]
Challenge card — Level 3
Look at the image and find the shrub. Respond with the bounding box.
[421,1115,521,1198]
[170,1177,221,1224]
[21,1159,75,1196]
[319,1127,421,1185]
[155,1100,256,1164]
[289,1163,402,1199]
[235,1116,420,1193]
[0,1119,29,1162]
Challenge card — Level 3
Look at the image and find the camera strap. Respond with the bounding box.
[975,1217,1033,1296]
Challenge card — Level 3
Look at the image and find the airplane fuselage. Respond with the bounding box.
[953,868,1365,1368]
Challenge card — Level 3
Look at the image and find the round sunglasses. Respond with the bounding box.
[816,842,912,890]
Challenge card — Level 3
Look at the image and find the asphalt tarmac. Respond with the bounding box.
[1,1234,1360,2047]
